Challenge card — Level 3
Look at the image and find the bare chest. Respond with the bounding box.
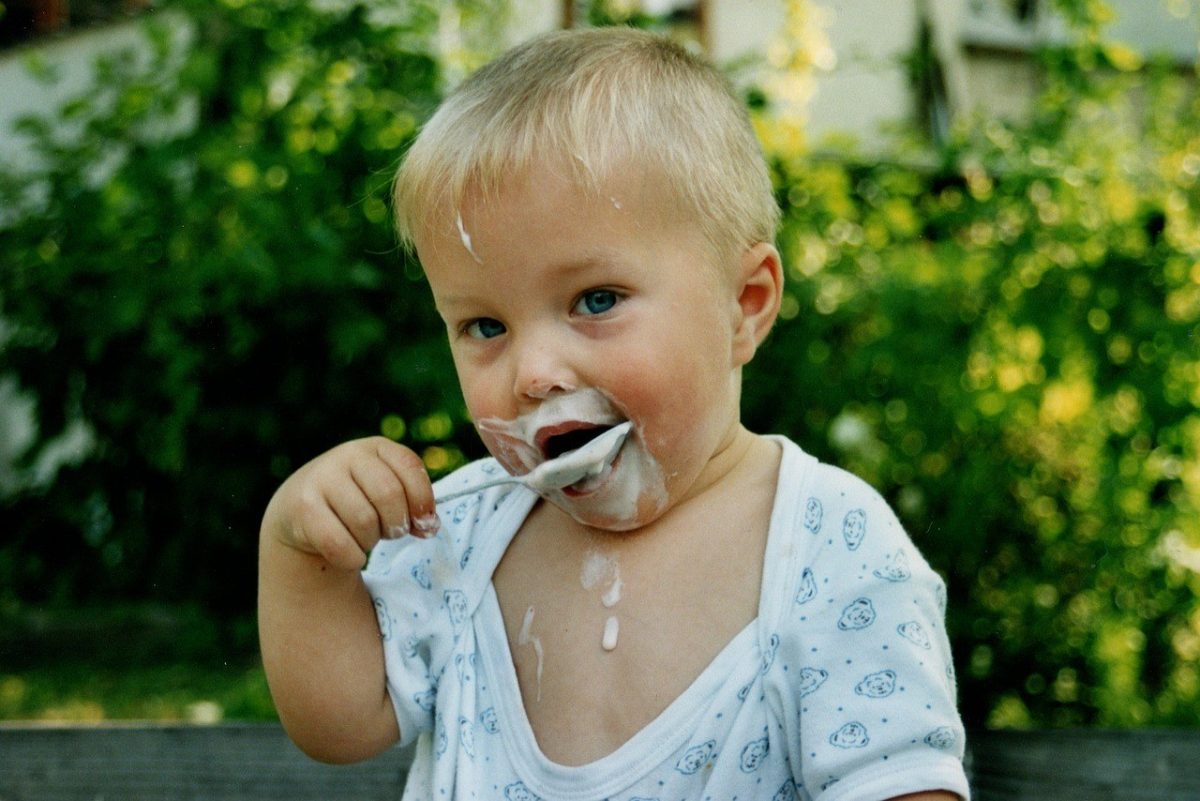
[491,499,771,766]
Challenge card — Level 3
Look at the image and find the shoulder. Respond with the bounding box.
[763,447,968,797]
[764,438,947,632]
[772,437,918,560]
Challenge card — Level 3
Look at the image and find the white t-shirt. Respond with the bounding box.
[362,437,970,801]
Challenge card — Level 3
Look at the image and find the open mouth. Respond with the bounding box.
[538,422,619,461]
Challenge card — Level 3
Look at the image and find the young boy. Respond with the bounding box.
[258,26,970,801]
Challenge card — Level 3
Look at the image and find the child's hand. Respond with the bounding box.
[263,437,439,571]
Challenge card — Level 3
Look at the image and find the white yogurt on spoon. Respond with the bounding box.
[469,389,669,530]
[434,422,632,503]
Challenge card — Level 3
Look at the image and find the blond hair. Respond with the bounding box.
[393,26,778,262]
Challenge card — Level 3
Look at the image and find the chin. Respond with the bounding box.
[549,485,670,532]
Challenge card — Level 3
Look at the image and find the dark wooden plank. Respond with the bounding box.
[0,722,412,801]
[3,723,1199,800]
[967,728,1200,801]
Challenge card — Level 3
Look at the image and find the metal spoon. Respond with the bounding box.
[435,422,633,503]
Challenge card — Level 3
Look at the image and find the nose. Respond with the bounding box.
[512,330,577,401]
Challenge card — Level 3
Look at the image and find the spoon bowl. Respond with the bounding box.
[435,421,633,504]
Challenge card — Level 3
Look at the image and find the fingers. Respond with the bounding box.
[373,439,440,538]
[333,437,440,547]
[298,497,372,572]
[269,437,441,571]
[347,451,413,541]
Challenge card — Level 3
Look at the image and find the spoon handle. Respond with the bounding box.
[435,474,525,504]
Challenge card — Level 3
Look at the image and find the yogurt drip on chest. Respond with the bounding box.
[581,549,624,650]
[517,605,544,701]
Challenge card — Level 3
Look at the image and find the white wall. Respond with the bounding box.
[1108,0,1199,62]
[707,0,1198,143]
[707,0,785,62]
[706,0,921,147]
[953,0,1199,121]
[808,0,922,145]
[0,15,192,494]
[0,13,193,171]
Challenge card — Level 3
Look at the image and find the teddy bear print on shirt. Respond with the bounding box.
[373,598,393,642]
[854,669,897,699]
[413,688,436,713]
[739,734,770,772]
[454,652,475,684]
[411,558,433,590]
[675,740,717,775]
[837,598,876,630]
[897,620,932,650]
[872,550,911,582]
[829,721,870,749]
[795,567,818,605]
[771,779,800,801]
[503,781,542,801]
[443,589,469,636]
[924,726,957,750]
[842,508,867,550]
[797,666,829,697]
[804,497,823,533]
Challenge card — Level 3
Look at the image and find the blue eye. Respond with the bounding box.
[575,289,620,316]
[465,318,506,339]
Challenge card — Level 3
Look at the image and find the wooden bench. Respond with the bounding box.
[1,723,1197,800]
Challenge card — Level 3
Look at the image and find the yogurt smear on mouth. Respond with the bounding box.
[473,388,667,529]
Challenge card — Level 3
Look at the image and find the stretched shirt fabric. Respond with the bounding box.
[362,437,971,801]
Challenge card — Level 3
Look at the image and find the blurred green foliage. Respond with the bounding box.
[748,12,1200,728]
[0,660,273,721]
[0,603,272,721]
[0,0,476,615]
[1,0,1198,731]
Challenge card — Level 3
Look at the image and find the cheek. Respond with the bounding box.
[475,428,538,475]
[456,368,532,471]
[602,358,713,465]
[606,331,727,412]
[456,359,506,416]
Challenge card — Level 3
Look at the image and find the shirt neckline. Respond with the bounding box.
[479,584,758,798]
[473,436,815,799]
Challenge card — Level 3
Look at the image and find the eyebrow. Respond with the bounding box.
[547,253,620,276]
[438,243,635,306]
[439,252,622,306]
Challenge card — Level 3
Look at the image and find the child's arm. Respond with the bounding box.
[257,436,438,763]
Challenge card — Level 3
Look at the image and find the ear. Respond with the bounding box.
[731,242,784,368]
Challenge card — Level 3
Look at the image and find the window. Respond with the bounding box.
[1000,0,1039,24]
[961,0,1048,52]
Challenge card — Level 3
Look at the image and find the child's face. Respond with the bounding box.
[418,166,752,530]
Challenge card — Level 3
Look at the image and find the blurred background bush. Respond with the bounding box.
[1,0,1197,729]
